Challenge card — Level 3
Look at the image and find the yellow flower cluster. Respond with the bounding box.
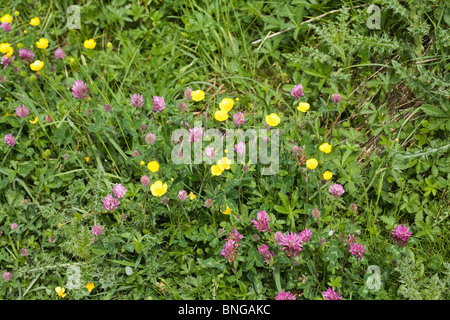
[147,161,159,173]
[304,142,334,181]
[265,113,281,127]
[30,17,40,26]
[221,204,232,215]
[214,98,235,122]
[36,38,49,49]
[30,60,44,71]
[0,14,12,24]
[84,39,96,49]
[150,180,168,197]
[297,102,310,113]
[0,43,13,58]
[55,287,66,298]
[211,157,232,176]
[191,90,205,102]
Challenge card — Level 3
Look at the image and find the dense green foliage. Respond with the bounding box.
[0,0,449,300]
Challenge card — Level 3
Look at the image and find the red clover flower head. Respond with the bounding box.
[392,225,412,247]
[19,49,34,63]
[4,133,15,147]
[1,22,11,33]
[54,48,66,60]
[322,287,342,300]
[92,225,103,237]
[290,84,304,99]
[102,194,120,211]
[329,183,345,198]
[299,228,312,243]
[15,105,30,118]
[130,94,144,108]
[331,93,342,104]
[140,175,150,187]
[276,231,303,259]
[178,190,188,201]
[152,96,165,113]
[233,112,245,126]
[189,127,203,143]
[348,243,367,261]
[112,184,126,199]
[251,210,271,233]
[275,291,297,300]
[72,80,89,100]
[258,244,274,264]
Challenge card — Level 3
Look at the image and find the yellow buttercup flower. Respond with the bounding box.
[211,164,224,176]
[323,171,333,180]
[191,90,205,102]
[85,282,95,293]
[55,287,67,299]
[29,117,38,124]
[5,47,13,58]
[147,161,159,173]
[150,180,168,197]
[265,113,281,127]
[30,17,40,26]
[84,39,96,49]
[140,160,145,166]
[30,60,44,71]
[219,98,234,113]
[319,143,332,154]
[297,102,310,113]
[36,38,49,49]
[0,43,11,54]
[85,157,90,163]
[221,204,232,215]
[306,158,318,170]
[214,109,229,122]
[0,14,12,24]
[217,157,231,170]
[189,192,196,200]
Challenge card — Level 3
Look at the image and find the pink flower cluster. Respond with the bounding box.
[343,233,366,262]
[290,84,304,99]
[102,183,126,211]
[72,80,90,100]
[349,243,367,262]
[130,93,144,108]
[275,291,297,300]
[15,105,30,118]
[3,133,15,147]
[275,231,304,260]
[152,96,165,113]
[322,287,342,300]
[258,244,274,264]
[220,228,243,264]
[329,183,345,198]
[92,225,103,237]
[178,190,188,201]
[189,127,203,143]
[392,224,412,247]
[251,210,271,233]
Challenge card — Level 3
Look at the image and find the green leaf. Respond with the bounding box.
[274,205,289,214]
